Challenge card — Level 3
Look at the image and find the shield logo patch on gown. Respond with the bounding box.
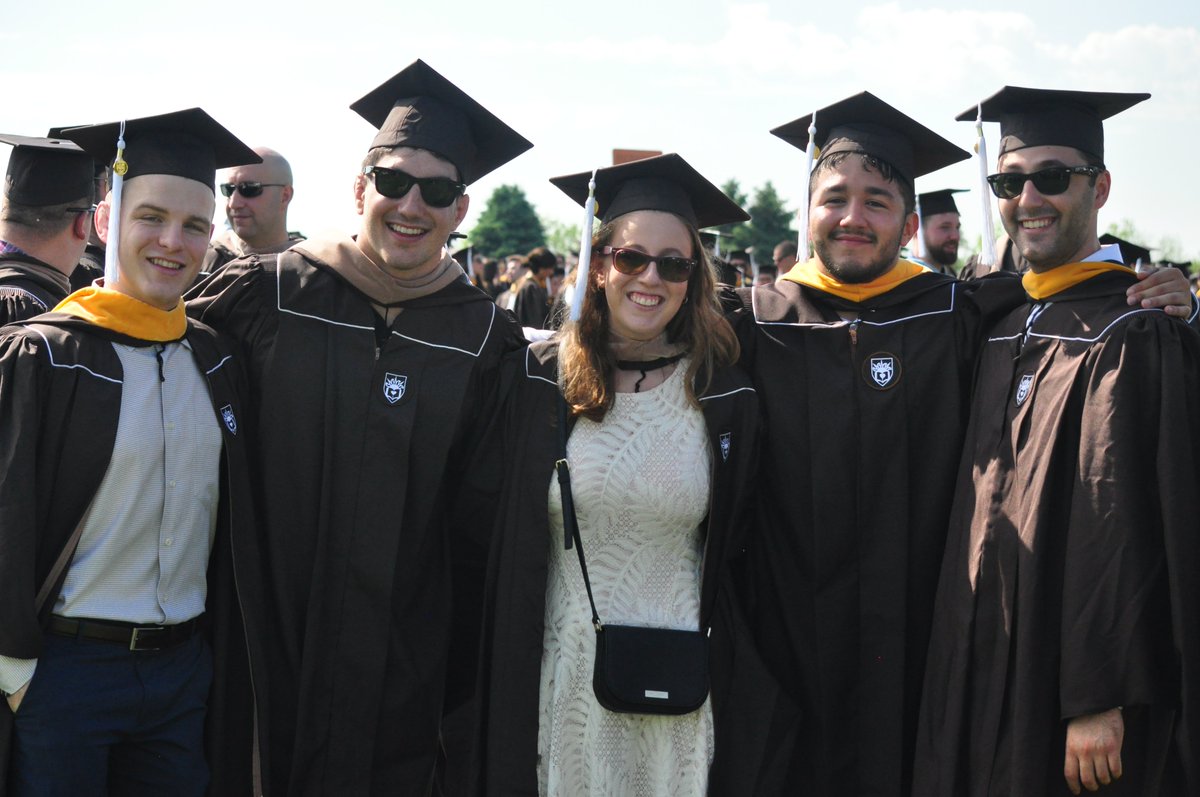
[383,372,408,404]
[720,432,731,462]
[1015,372,1035,407]
[220,404,237,435]
[863,352,901,390]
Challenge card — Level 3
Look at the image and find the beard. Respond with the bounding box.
[813,226,906,284]
[927,240,958,266]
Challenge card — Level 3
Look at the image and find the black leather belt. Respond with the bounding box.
[48,615,203,652]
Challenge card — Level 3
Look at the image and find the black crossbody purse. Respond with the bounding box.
[555,397,709,716]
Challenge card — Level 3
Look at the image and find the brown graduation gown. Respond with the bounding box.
[914,270,1200,795]
[186,248,525,796]
[0,313,266,797]
[725,270,1024,795]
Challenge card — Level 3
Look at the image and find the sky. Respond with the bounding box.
[3,0,1198,261]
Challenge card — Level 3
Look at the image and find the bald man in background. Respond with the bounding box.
[199,146,301,277]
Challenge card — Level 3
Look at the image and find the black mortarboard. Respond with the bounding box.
[1099,233,1153,266]
[956,86,1149,162]
[771,91,969,185]
[59,108,260,191]
[351,59,532,185]
[918,188,967,218]
[1,134,94,206]
[550,153,749,230]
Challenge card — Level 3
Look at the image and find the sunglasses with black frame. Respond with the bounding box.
[361,166,465,208]
[219,181,287,198]
[986,165,1103,200]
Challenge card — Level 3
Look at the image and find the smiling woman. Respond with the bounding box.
[470,154,764,796]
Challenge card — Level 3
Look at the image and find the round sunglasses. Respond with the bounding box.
[602,246,696,283]
[219,181,286,198]
[362,166,465,208]
[986,165,1102,200]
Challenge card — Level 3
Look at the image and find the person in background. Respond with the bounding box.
[0,133,93,324]
[200,146,300,278]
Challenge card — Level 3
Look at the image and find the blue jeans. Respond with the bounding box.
[9,631,211,797]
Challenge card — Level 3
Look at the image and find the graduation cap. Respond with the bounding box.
[918,188,967,218]
[59,108,260,189]
[351,59,532,185]
[1098,233,1153,266]
[0,133,94,206]
[772,91,970,186]
[550,152,749,230]
[956,86,1150,162]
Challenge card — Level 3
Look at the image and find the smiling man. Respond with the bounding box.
[186,60,531,795]
[916,87,1200,797]
[0,109,265,796]
[717,91,1193,796]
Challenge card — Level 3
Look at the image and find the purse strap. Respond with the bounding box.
[34,506,91,615]
[555,396,604,632]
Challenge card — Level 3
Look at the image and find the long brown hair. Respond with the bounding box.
[559,213,739,421]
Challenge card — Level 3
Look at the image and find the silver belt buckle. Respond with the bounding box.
[129,626,163,651]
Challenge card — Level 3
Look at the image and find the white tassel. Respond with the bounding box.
[103,120,127,285]
[568,169,598,322]
[974,105,998,268]
[913,193,926,261]
[797,112,817,263]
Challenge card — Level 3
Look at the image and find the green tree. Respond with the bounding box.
[713,178,751,257]
[469,184,545,258]
[541,216,581,258]
[742,181,796,264]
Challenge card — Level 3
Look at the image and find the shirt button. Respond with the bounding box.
[168,480,177,488]
[164,538,173,547]
[166,422,176,431]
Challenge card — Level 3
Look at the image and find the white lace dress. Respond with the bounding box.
[538,361,714,796]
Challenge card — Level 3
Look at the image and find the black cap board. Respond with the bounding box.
[59,108,260,191]
[956,86,1149,162]
[918,188,967,218]
[0,133,94,206]
[550,153,749,230]
[351,59,532,185]
[1098,233,1152,265]
[771,91,969,185]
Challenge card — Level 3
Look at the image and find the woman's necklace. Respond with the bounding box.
[614,353,686,393]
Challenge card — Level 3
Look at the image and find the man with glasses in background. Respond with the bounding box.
[187,60,531,795]
[199,146,300,278]
[0,134,94,324]
[916,87,1200,796]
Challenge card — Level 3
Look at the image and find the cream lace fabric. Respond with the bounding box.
[538,361,714,796]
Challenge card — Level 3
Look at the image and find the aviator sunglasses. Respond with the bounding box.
[986,165,1103,200]
[361,166,465,208]
[602,246,696,283]
[219,181,286,198]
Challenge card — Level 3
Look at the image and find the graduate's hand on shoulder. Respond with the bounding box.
[1128,266,1194,317]
[1064,707,1123,794]
[5,681,29,714]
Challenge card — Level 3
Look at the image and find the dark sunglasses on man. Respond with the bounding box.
[361,166,465,208]
[986,165,1103,200]
[219,181,287,198]
[601,246,696,283]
